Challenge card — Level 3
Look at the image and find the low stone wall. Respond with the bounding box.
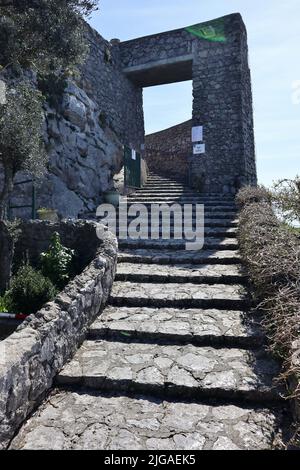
[0,220,118,449]
[145,121,191,182]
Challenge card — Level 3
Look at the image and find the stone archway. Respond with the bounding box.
[119,13,257,194]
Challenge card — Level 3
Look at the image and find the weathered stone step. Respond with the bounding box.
[142,182,187,191]
[110,281,249,310]
[134,189,197,194]
[127,198,237,207]
[118,238,238,250]
[115,228,237,239]
[88,306,263,348]
[56,340,280,402]
[146,177,186,182]
[115,219,238,228]
[116,263,245,284]
[9,390,283,450]
[118,249,241,265]
[119,203,237,212]
[114,211,238,220]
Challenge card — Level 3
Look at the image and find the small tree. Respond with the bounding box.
[0,1,99,74]
[0,1,100,218]
[272,177,300,224]
[0,82,47,218]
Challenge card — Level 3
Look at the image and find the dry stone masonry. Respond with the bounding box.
[10,173,288,450]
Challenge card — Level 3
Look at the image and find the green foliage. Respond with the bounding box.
[37,73,68,109]
[40,232,74,289]
[0,1,99,74]
[271,176,300,224]
[0,295,8,312]
[5,264,57,315]
[0,81,47,217]
[0,81,46,176]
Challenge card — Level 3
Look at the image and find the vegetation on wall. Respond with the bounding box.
[40,232,75,289]
[4,264,57,315]
[0,82,47,219]
[237,185,300,422]
[0,0,100,219]
[272,176,300,224]
[0,0,99,74]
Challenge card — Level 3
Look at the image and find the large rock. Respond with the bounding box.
[62,94,87,131]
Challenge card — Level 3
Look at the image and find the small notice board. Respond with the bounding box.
[193,143,206,155]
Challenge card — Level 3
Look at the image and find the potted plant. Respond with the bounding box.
[103,189,120,207]
[37,207,59,222]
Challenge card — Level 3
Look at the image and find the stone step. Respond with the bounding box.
[114,228,237,239]
[116,263,245,285]
[114,219,238,228]
[110,281,249,310]
[119,203,237,212]
[118,249,241,265]
[88,306,263,348]
[56,340,280,402]
[118,238,239,250]
[9,390,283,450]
[127,198,237,207]
[143,185,189,189]
[128,191,234,198]
[146,177,186,182]
[114,211,238,220]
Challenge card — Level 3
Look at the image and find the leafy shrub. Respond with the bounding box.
[37,73,68,109]
[0,296,8,313]
[235,185,271,209]
[5,265,57,315]
[40,232,74,289]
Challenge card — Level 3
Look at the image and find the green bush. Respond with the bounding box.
[40,232,74,289]
[0,296,8,313]
[6,265,57,315]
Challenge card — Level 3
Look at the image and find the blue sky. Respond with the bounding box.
[88,0,300,187]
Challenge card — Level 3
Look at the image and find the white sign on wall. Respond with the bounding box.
[131,149,136,160]
[193,143,205,155]
[192,126,203,143]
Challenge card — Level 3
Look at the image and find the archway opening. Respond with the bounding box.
[143,81,193,182]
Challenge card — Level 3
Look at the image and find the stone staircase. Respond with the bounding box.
[10,173,287,450]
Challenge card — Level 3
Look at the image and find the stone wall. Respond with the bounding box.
[6,23,145,220]
[0,220,118,449]
[145,121,191,182]
[191,14,257,194]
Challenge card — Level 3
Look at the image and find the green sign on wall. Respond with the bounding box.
[186,18,226,43]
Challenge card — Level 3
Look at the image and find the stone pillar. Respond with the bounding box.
[191,14,256,194]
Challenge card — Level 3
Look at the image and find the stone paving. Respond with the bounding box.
[10,391,283,450]
[116,263,246,284]
[11,173,287,450]
[88,307,263,347]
